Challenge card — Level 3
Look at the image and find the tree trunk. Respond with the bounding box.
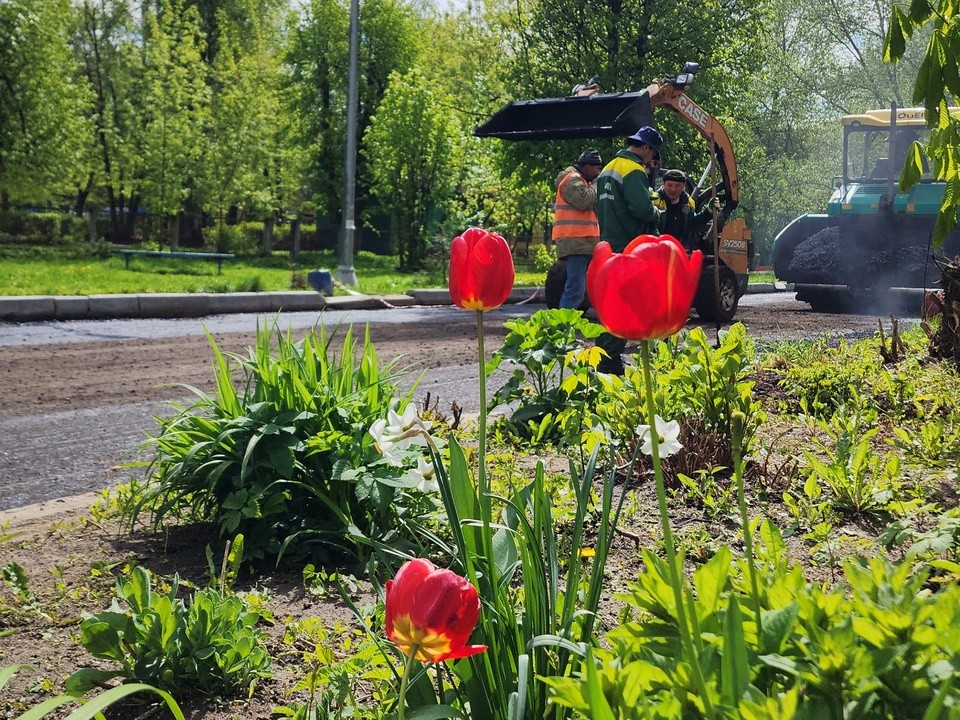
[119,196,140,245]
[1,190,9,212]
[74,172,94,216]
[290,216,302,260]
[169,214,181,251]
[87,209,98,243]
[262,215,274,255]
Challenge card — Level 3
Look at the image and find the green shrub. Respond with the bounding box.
[487,308,605,447]
[0,210,62,242]
[131,322,422,564]
[530,243,555,272]
[69,566,270,697]
[211,222,261,256]
[544,523,960,719]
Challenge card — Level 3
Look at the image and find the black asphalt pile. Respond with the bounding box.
[788,226,840,283]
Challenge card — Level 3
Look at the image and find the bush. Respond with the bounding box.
[131,323,423,564]
[0,210,62,243]
[211,222,261,256]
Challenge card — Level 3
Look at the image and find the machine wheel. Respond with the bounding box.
[694,264,740,322]
[544,259,590,311]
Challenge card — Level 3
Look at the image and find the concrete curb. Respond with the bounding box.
[0,282,784,323]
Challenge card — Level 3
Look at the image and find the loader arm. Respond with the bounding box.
[474,78,740,211]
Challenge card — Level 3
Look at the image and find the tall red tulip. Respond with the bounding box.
[449,227,515,311]
[587,234,703,340]
[385,558,487,664]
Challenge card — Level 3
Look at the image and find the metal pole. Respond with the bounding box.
[337,0,359,286]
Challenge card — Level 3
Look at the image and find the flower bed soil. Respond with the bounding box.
[0,300,892,718]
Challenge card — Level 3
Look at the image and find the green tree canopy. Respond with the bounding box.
[364,68,460,269]
[0,0,91,207]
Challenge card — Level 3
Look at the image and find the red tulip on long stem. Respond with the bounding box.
[586,232,716,719]
[447,227,515,591]
[385,558,487,720]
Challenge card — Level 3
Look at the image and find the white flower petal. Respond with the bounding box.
[637,415,683,458]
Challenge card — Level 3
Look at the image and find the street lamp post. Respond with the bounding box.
[337,0,359,286]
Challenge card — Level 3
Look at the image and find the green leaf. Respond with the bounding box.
[759,602,799,655]
[584,648,616,720]
[61,683,186,720]
[884,6,908,62]
[15,695,79,720]
[0,663,29,692]
[899,142,924,190]
[64,668,125,696]
[406,705,468,720]
[721,594,749,705]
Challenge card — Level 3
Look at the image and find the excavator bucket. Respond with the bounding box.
[474,91,653,141]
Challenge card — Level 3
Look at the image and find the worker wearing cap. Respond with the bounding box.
[594,126,664,374]
[596,126,663,252]
[553,149,603,309]
[652,168,717,250]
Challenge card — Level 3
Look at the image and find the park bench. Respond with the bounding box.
[115,249,236,274]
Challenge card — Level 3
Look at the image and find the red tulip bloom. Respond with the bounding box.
[587,234,703,340]
[449,227,515,311]
[385,558,487,663]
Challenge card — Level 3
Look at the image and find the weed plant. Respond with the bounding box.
[130,322,425,564]
[69,565,271,697]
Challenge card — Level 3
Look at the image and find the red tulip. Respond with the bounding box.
[449,227,515,311]
[385,558,487,663]
[587,234,703,340]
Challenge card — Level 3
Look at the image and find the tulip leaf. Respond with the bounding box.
[405,705,467,720]
[528,634,587,656]
[721,594,749,705]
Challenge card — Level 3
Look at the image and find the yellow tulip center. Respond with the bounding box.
[390,614,454,662]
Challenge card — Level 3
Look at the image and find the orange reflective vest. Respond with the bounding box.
[552,170,600,239]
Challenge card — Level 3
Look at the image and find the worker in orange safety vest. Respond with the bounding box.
[552,148,603,310]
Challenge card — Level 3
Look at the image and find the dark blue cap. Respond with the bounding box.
[627,126,663,151]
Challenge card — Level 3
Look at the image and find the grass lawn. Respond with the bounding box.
[0,242,775,297]
[0,244,546,297]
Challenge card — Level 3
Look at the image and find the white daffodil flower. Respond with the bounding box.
[369,418,405,466]
[408,456,439,494]
[385,404,431,449]
[637,416,683,458]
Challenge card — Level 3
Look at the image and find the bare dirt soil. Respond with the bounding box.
[0,299,892,719]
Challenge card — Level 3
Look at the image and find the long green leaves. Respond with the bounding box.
[2,665,186,720]
[131,320,417,564]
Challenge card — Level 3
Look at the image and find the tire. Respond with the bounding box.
[544,259,590,311]
[694,263,739,322]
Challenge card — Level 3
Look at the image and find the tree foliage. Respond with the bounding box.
[287,0,419,223]
[364,68,460,270]
[886,0,960,247]
[0,0,91,207]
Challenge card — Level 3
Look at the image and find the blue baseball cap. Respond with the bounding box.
[627,126,663,151]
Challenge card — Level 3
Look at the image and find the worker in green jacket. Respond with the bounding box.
[596,127,663,252]
[594,126,664,374]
